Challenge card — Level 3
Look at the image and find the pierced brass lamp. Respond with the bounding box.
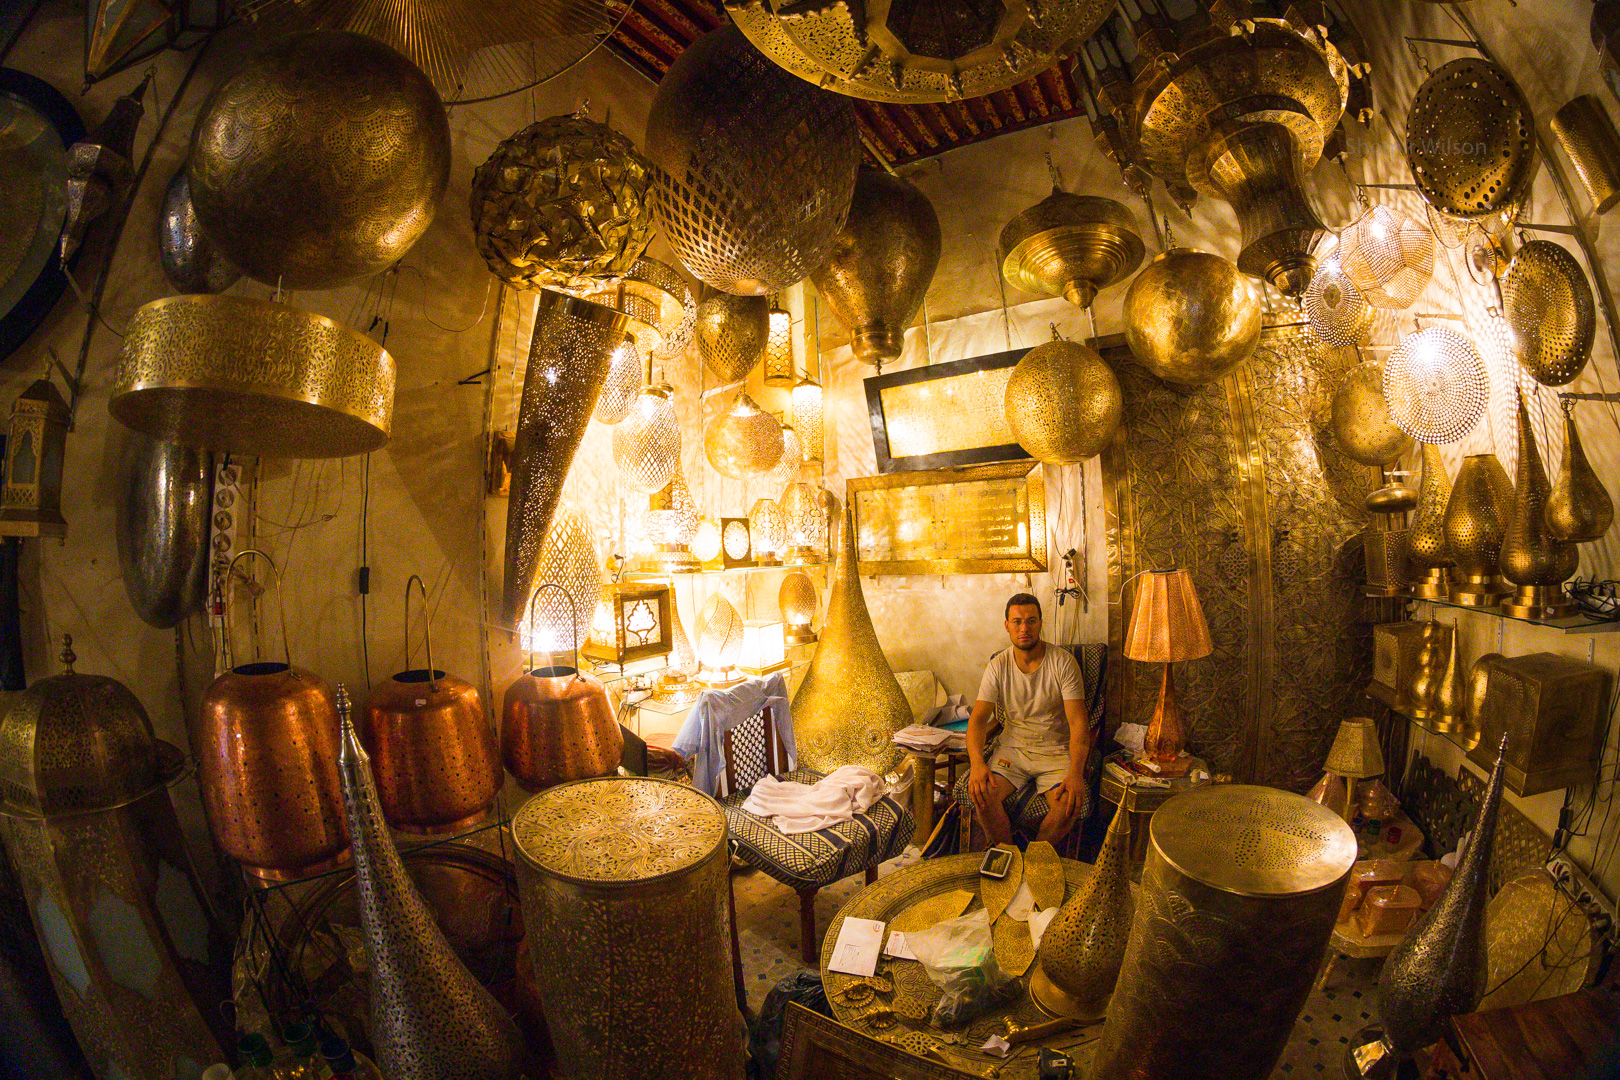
[1124,570,1212,765]
[1311,717,1385,821]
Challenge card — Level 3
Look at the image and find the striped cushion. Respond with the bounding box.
[722,769,915,890]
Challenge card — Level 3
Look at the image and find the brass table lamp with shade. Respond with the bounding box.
[1124,569,1213,768]
[1310,717,1385,821]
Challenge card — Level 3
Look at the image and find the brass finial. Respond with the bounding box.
[334,682,350,716]
[59,634,74,674]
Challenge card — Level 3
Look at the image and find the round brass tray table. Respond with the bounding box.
[821,853,1098,1078]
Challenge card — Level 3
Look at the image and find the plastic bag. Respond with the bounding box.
[905,910,991,987]
[928,956,1023,1029]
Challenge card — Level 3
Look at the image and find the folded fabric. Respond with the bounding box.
[741,764,885,833]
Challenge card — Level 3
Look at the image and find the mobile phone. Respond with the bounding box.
[979,847,1013,879]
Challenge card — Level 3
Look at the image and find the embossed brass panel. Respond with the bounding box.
[847,461,1046,576]
[1101,326,1373,790]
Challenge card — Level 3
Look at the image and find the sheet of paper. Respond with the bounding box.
[829,917,886,976]
[883,930,917,960]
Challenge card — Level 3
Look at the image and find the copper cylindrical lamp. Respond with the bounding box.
[1124,570,1213,765]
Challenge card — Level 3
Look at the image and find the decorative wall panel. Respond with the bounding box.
[1102,326,1374,790]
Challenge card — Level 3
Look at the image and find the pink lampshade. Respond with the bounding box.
[1123,569,1213,663]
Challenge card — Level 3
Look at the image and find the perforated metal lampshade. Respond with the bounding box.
[522,511,601,654]
[1337,205,1435,310]
[594,338,643,424]
[792,376,823,463]
[1306,251,1373,347]
[765,303,794,386]
[1323,717,1384,779]
[749,498,786,561]
[1123,569,1213,663]
[779,570,818,643]
[692,517,723,564]
[613,382,680,493]
[767,423,803,489]
[703,392,784,479]
[781,481,830,560]
[695,592,743,676]
[1382,327,1490,445]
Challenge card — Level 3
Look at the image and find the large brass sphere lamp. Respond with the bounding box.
[1123,249,1263,386]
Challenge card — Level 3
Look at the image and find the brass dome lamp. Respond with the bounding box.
[999,189,1144,310]
[1123,248,1263,386]
[695,593,744,687]
[703,392,784,479]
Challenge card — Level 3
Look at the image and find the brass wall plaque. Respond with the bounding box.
[863,348,1031,472]
[848,461,1046,576]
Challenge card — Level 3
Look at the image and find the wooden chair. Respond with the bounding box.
[778,1002,982,1080]
[715,705,914,965]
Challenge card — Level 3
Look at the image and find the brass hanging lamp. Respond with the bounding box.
[1444,454,1515,606]
[1123,248,1263,385]
[502,289,631,628]
[695,292,768,384]
[1499,391,1579,618]
[764,300,795,385]
[1004,332,1122,465]
[1332,361,1414,467]
[1407,444,1455,600]
[1382,327,1490,445]
[792,500,911,775]
[1336,205,1435,309]
[613,383,681,494]
[1546,398,1613,542]
[792,376,824,464]
[767,421,804,489]
[703,392,784,479]
[593,339,644,425]
[813,166,942,366]
[115,434,213,629]
[1406,58,1538,224]
[1306,251,1374,348]
[999,188,1142,311]
[1499,240,1596,386]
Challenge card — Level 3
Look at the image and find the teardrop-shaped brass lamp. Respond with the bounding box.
[1407,443,1454,599]
[695,291,767,384]
[999,188,1143,311]
[1500,391,1578,618]
[613,383,680,494]
[1444,454,1514,606]
[703,392,783,479]
[335,687,527,1080]
[1029,801,1135,1020]
[1546,398,1613,542]
[791,500,910,775]
[1378,736,1509,1053]
[1405,620,1447,725]
[1332,361,1415,467]
[811,166,941,365]
[1431,622,1467,735]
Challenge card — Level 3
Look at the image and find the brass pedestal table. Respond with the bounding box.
[1097,755,1208,878]
[821,853,1101,1078]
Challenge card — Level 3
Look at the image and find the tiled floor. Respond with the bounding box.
[731,850,1380,1076]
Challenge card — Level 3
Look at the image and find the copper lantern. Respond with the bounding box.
[361,575,502,835]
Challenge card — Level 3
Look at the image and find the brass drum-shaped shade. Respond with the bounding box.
[1547,402,1613,541]
[1123,249,1262,386]
[704,392,784,479]
[187,31,450,290]
[614,383,681,494]
[1000,189,1142,311]
[502,291,630,628]
[196,662,349,880]
[1382,327,1489,445]
[1332,361,1414,467]
[500,665,620,792]
[470,113,654,291]
[335,696,526,1080]
[811,167,942,364]
[1093,786,1356,1080]
[1337,205,1435,309]
[1406,58,1538,221]
[362,670,502,835]
[1445,454,1515,604]
[695,292,768,384]
[115,434,212,629]
[1004,338,1122,464]
[158,170,239,294]
[1500,240,1595,386]
[749,497,786,558]
[111,295,395,458]
[782,480,830,559]
[1551,95,1620,214]
[792,501,910,774]
[723,0,1117,104]
[645,25,860,295]
[1123,569,1212,663]
[1410,443,1455,569]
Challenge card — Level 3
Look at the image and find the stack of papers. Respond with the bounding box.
[891,725,965,752]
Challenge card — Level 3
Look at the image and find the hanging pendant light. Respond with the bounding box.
[1546,399,1613,541]
[1004,333,1122,464]
[703,392,784,479]
[1382,327,1490,445]
[1306,250,1374,347]
[613,382,680,493]
[695,292,768,384]
[1337,205,1436,309]
[791,376,824,464]
[764,300,795,386]
[768,421,803,489]
[1332,361,1414,467]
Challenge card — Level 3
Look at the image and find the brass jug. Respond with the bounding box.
[362,576,502,834]
[1500,391,1578,618]
[196,551,348,880]
[500,584,621,792]
[1443,454,1514,606]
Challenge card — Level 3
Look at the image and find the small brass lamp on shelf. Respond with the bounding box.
[583,581,673,668]
[1124,569,1213,767]
[1310,717,1384,821]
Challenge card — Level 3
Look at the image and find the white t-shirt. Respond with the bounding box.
[975,643,1086,752]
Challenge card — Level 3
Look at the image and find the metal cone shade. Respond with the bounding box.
[1031,802,1135,1019]
[791,501,910,774]
[1378,736,1508,1052]
[335,689,526,1080]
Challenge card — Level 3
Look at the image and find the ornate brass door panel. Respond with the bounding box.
[1102,326,1373,789]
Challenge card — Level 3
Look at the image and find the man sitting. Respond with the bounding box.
[967,593,1091,846]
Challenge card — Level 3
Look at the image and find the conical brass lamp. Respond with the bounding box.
[1407,444,1454,599]
[1030,801,1135,1019]
[1500,391,1578,618]
[999,188,1143,310]
[1444,454,1514,606]
[1546,398,1613,542]
[792,500,911,775]
[1123,570,1213,765]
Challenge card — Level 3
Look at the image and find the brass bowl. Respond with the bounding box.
[111,295,394,459]
[1000,189,1143,310]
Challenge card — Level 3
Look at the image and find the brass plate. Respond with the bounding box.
[1023,842,1065,911]
[1480,871,1600,1010]
[889,888,975,934]
[993,913,1035,977]
[1151,785,1358,898]
[980,844,1023,923]
[864,348,1030,472]
[848,461,1047,576]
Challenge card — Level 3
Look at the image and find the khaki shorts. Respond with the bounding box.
[989,742,1070,793]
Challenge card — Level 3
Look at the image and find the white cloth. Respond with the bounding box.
[975,643,1085,752]
[741,764,884,834]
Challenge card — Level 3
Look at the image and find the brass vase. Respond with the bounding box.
[1378,736,1508,1053]
[1431,623,1467,735]
[1029,803,1135,1020]
[335,687,526,1080]
[1406,444,1453,599]
[1546,399,1613,542]
[810,166,941,366]
[792,499,911,775]
[1404,620,1447,726]
[1443,454,1514,606]
[1500,392,1578,618]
